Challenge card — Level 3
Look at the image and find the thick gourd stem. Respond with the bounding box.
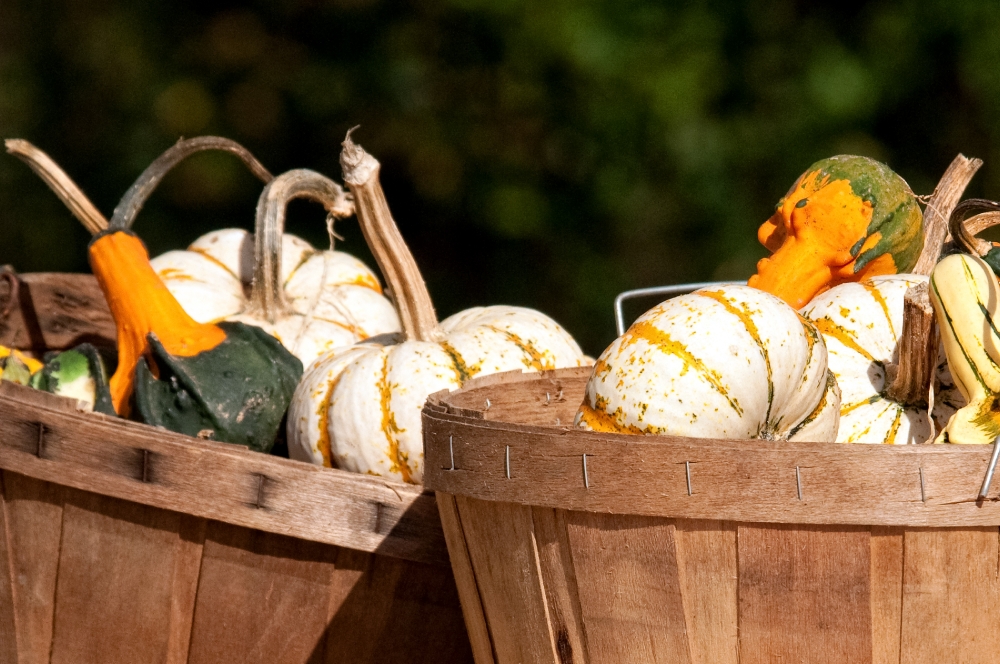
[245,169,355,323]
[89,231,226,415]
[5,139,106,234]
[912,154,982,275]
[340,130,440,342]
[884,283,938,406]
[110,136,272,231]
[950,199,1000,257]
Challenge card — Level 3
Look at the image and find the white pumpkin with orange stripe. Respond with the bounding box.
[801,274,964,444]
[286,135,589,483]
[150,169,400,369]
[575,284,840,441]
[288,305,587,482]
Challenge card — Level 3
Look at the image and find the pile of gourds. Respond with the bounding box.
[8,131,1000,491]
[578,151,1000,447]
[6,133,589,482]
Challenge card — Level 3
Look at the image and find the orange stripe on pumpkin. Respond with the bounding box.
[377,354,413,483]
[622,319,743,417]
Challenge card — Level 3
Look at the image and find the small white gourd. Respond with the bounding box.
[575,284,841,441]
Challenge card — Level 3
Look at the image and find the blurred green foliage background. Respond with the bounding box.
[2,0,999,354]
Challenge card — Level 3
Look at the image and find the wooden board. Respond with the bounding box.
[0,474,473,664]
[674,520,738,664]
[899,528,1000,664]
[0,380,448,566]
[2,472,65,664]
[565,512,691,664]
[0,272,115,352]
[737,525,872,663]
[423,370,1000,527]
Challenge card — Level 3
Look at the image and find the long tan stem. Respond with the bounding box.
[5,139,107,234]
[340,130,439,342]
[912,154,982,275]
[245,169,355,323]
[884,282,938,406]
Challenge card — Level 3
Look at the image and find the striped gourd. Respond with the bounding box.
[929,253,1000,444]
[749,155,923,309]
[801,275,964,444]
[286,135,589,483]
[290,306,587,482]
[575,284,840,441]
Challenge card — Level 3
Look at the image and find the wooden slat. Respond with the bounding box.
[0,472,21,664]
[0,273,115,352]
[565,512,691,664]
[456,496,557,664]
[166,516,206,664]
[2,472,65,664]
[674,520,738,664]
[531,507,588,664]
[48,489,198,663]
[870,526,903,664]
[320,548,474,664]
[424,405,1000,527]
[0,381,449,566]
[737,525,872,664]
[186,522,340,664]
[899,528,1000,664]
[437,492,497,664]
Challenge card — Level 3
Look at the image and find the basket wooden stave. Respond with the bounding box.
[423,367,1000,664]
[0,272,472,664]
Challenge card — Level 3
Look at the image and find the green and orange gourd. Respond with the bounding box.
[10,140,302,451]
[749,155,924,309]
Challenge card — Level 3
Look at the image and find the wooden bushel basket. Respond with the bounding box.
[0,272,473,664]
[423,366,1000,664]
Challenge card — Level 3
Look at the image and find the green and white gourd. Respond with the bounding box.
[801,275,964,444]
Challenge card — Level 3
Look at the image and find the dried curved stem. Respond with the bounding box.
[5,139,107,234]
[950,198,1000,257]
[109,136,273,231]
[340,130,439,342]
[884,283,938,407]
[912,154,982,275]
[245,169,355,322]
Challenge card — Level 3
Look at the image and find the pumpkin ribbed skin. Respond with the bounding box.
[801,275,964,445]
[151,228,401,369]
[575,285,840,441]
[287,305,589,482]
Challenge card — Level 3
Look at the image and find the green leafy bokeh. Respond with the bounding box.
[1,0,997,355]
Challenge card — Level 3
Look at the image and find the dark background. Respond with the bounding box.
[2,0,998,355]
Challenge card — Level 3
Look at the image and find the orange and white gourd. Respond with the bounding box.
[575,284,840,441]
[287,135,589,483]
[801,275,963,444]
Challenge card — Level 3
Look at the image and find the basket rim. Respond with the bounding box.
[422,367,1000,527]
[0,379,449,566]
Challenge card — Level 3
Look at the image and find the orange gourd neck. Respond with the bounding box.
[748,172,893,309]
[88,230,227,414]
